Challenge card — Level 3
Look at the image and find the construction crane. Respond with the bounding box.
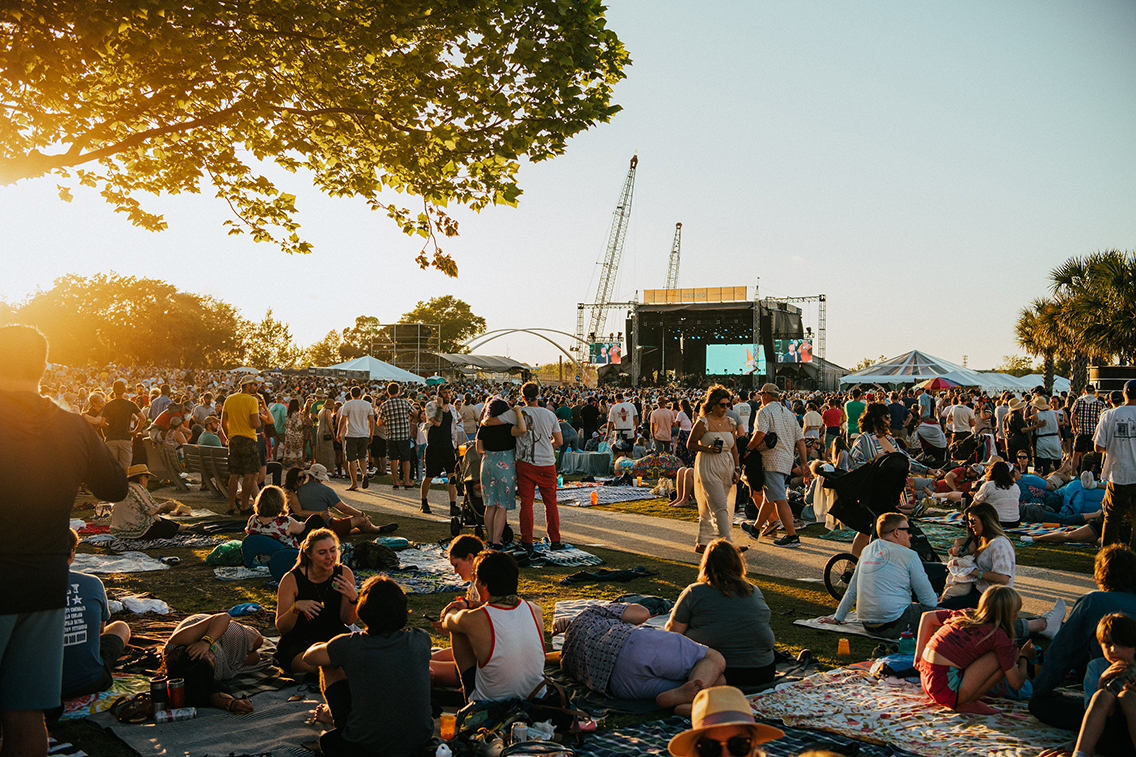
[664,222,682,289]
[580,154,638,360]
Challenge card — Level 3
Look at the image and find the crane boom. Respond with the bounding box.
[664,222,682,289]
[585,154,638,351]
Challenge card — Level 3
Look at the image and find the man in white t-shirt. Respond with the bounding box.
[744,383,810,548]
[732,391,753,434]
[514,382,564,550]
[337,386,375,490]
[947,400,975,445]
[649,397,676,453]
[1094,379,1136,548]
[607,392,638,442]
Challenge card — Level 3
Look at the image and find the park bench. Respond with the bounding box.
[182,443,230,499]
[143,439,189,492]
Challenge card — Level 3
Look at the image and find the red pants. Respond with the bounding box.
[516,461,561,544]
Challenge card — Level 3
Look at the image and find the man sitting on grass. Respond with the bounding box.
[555,602,726,716]
[303,576,432,757]
[441,550,547,702]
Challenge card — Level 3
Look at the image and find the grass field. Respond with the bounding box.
[53,481,1092,755]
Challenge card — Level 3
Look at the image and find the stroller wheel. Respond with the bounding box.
[824,552,858,601]
[474,525,485,540]
[450,517,462,537]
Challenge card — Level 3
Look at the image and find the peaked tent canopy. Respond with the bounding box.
[1015,374,1072,394]
[434,354,532,373]
[327,356,425,384]
[839,350,1025,392]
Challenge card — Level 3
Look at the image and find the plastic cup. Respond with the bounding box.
[590,491,598,505]
[440,713,456,740]
[837,638,851,656]
[459,444,467,456]
[635,476,642,487]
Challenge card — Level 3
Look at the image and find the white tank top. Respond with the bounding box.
[471,601,546,701]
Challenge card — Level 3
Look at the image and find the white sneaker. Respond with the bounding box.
[1020,535,1034,543]
[1041,597,1066,639]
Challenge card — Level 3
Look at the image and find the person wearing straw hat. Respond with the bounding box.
[667,686,783,757]
[110,464,184,540]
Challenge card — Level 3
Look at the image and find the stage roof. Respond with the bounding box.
[435,353,532,372]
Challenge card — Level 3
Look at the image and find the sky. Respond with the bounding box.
[2,0,1134,373]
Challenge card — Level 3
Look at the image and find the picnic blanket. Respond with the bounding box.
[214,565,271,581]
[71,551,168,574]
[91,684,323,756]
[529,541,604,568]
[82,534,227,551]
[819,523,961,558]
[575,714,924,757]
[551,485,663,506]
[749,666,1070,757]
[47,739,88,757]
[912,511,1091,545]
[60,673,151,720]
[793,612,895,641]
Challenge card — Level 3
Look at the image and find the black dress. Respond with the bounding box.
[274,564,349,672]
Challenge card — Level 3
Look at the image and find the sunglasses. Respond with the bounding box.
[695,736,754,757]
[717,401,731,408]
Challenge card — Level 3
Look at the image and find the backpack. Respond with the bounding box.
[351,541,400,570]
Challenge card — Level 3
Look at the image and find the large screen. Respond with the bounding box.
[589,342,623,365]
[705,344,766,375]
[774,338,813,363]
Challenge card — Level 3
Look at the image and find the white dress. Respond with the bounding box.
[694,416,737,546]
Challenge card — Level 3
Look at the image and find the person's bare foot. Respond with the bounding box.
[656,679,703,710]
[312,703,334,724]
[956,699,999,716]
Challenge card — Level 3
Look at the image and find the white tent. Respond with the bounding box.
[839,350,1022,393]
[1016,374,1072,394]
[327,356,425,384]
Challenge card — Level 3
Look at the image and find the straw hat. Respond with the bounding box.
[126,464,152,479]
[1030,397,1050,410]
[1007,397,1025,411]
[667,687,783,757]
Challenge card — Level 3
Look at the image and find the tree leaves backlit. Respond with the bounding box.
[0,0,628,275]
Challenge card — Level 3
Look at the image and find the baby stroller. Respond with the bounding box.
[818,453,946,600]
[449,446,513,545]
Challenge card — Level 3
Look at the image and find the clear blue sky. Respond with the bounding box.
[2,0,1133,371]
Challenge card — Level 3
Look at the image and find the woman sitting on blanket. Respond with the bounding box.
[162,612,262,714]
[274,528,358,676]
[429,534,485,688]
[940,503,1063,637]
[915,586,1038,715]
[109,463,184,540]
[971,460,1021,528]
[666,540,776,686]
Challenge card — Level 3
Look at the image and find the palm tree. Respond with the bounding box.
[1049,249,1136,390]
[1015,298,1062,394]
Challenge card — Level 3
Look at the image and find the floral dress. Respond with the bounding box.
[282,412,308,469]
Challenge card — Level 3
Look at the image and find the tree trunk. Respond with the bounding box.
[1044,354,1054,395]
[1071,351,1089,394]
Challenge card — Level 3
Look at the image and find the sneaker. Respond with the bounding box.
[377,523,399,534]
[740,522,761,540]
[420,502,431,514]
[1041,597,1066,639]
[1020,535,1034,543]
[773,534,801,548]
[450,503,462,517]
[549,541,567,551]
[361,476,369,489]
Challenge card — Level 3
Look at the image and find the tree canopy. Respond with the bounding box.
[399,295,485,353]
[0,0,628,275]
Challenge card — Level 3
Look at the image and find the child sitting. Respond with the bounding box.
[245,485,307,548]
[1070,613,1136,757]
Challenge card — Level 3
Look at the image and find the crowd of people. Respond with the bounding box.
[6,320,1136,757]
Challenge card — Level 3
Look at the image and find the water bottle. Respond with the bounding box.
[557,474,563,488]
[898,628,915,655]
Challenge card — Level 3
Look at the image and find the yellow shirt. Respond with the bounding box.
[223,392,260,440]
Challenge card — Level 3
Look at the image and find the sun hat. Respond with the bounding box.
[667,686,783,757]
[126,464,152,479]
[307,463,331,482]
[1030,397,1050,410]
[759,383,781,397]
[1007,397,1025,411]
